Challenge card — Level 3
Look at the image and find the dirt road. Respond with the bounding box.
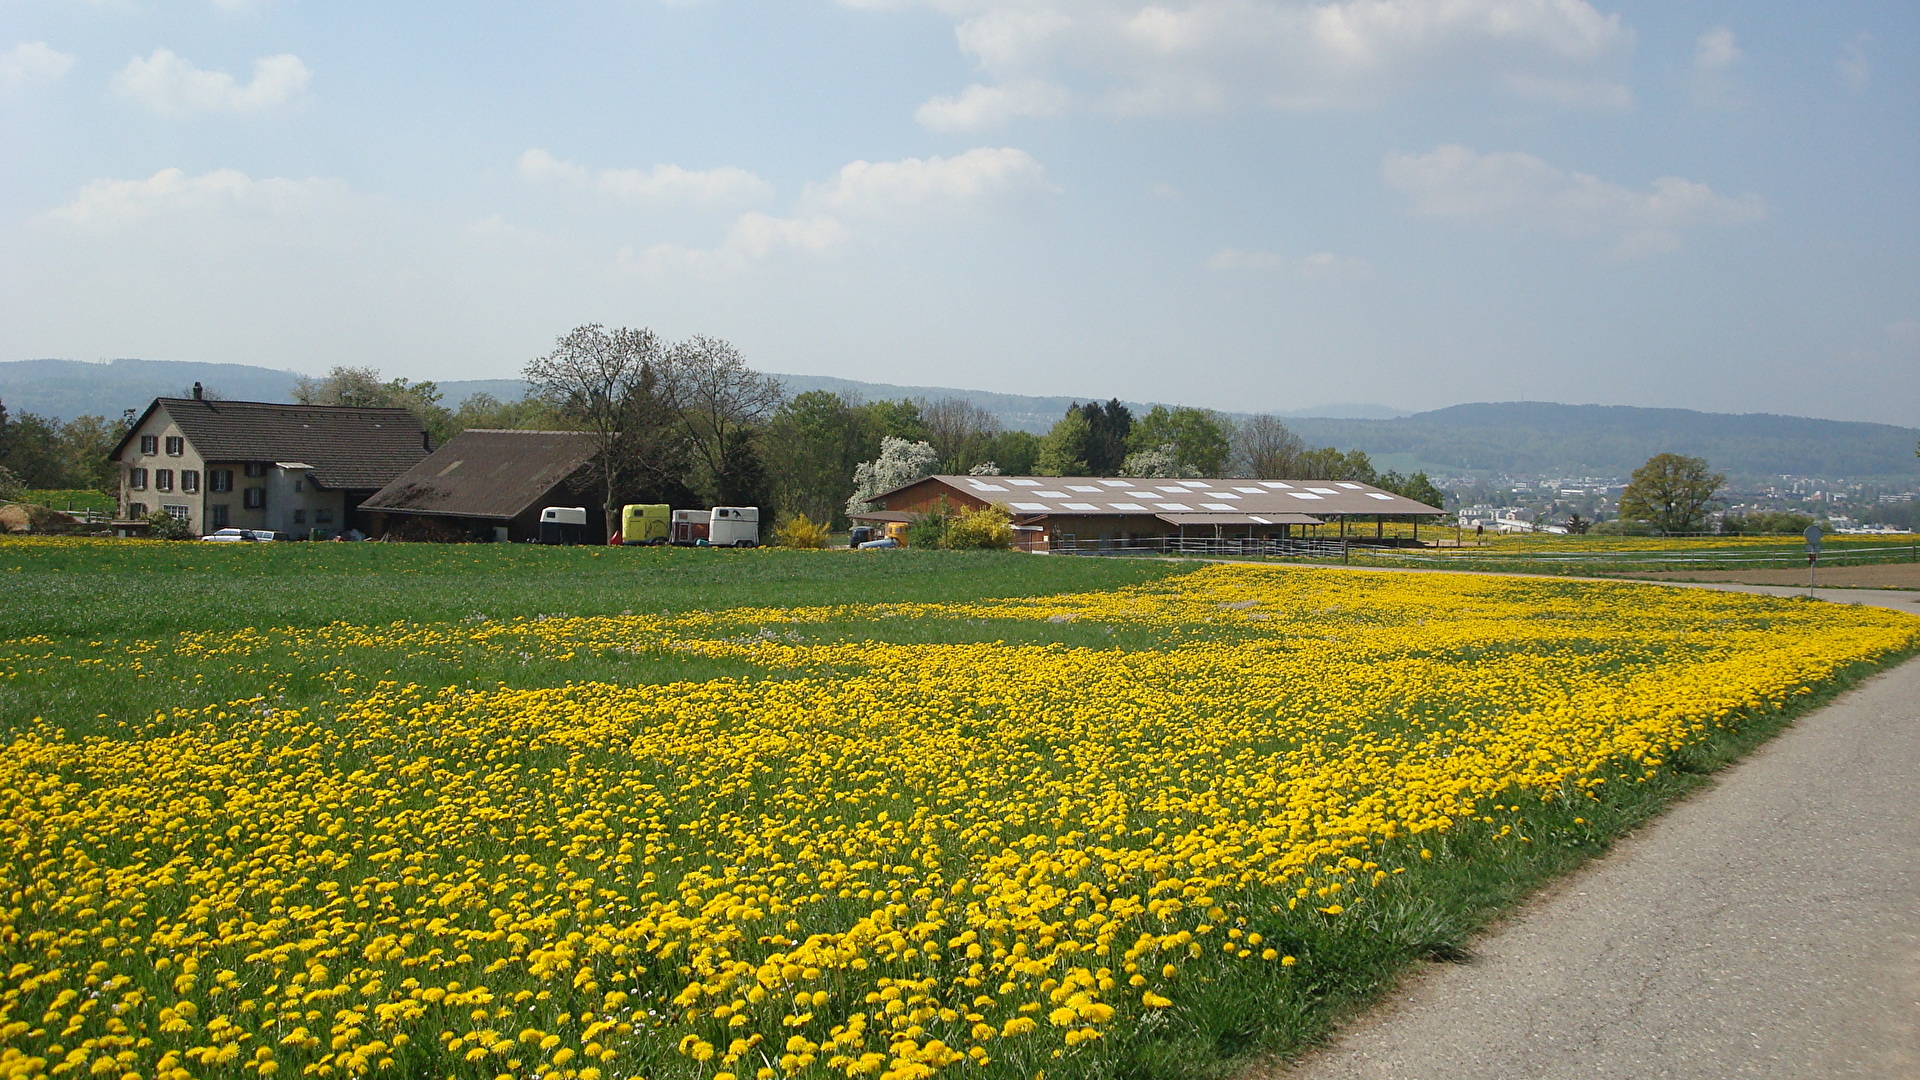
[1274,581,1920,1079]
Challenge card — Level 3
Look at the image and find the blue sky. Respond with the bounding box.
[1,1,1914,424]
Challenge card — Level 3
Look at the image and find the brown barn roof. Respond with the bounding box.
[359,429,600,521]
[874,475,1444,518]
[113,397,430,490]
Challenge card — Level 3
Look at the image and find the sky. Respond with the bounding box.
[1,1,1915,425]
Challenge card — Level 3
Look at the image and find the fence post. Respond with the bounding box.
[1342,538,1350,565]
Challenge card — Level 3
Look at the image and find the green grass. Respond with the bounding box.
[0,541,1191,736]
[5,538,1915,1080]
[9,488,116,514]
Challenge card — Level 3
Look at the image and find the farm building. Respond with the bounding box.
[109,388,431,539]
[359,429,606,543]
[854,474,1445,552]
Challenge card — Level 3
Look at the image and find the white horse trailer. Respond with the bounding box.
[538,506,588,545]
[708,506,760,547]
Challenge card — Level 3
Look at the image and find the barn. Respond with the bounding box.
[358,429,606,543]
[855,475,1445,553]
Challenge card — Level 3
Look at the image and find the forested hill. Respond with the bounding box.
[4,359,1912,480]
[1285,402,1920,480]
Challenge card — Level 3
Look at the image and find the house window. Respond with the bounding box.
[293,479,304,492]
[293,509,307,524]
[181,470,200,493]
[244,487,265,509]
[210,505,230,528]
[165,436,184,456]
[244,462,267,477]
[208,470,233,493]
[140,435,159,455]
[161,505,189,521]
[128,467,148,491]
[127,502,148,519]
[315,507,334,524]
[154,469,173,492]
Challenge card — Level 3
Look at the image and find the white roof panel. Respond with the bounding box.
[1009,501,1049,511]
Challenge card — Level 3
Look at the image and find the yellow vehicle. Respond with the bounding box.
[620,504,672,545]
[884,521,911,546]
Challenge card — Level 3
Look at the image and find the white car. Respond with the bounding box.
[199,528,281,542]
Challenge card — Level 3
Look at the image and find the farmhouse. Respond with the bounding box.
[110,388,431,539]
[856,474,1445,552]
[358,429,605,543]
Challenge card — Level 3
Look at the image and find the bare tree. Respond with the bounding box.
[1232,414,1306,478]
[917,397,1001,471]
[667,335,785,499]
[524,324,665,534]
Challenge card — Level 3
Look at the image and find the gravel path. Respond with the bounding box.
[1270,580,1920,1080]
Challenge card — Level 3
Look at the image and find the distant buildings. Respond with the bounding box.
[359,429,605,543]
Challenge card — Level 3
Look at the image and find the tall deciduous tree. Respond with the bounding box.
[293,366,454,443]
[919,397,1001,473]
[766,391,867,526]
[846,436,939,516]
[1617,452,1725,534]
[1233,414,1307,479]
[668,335,785,504]
[1127,406,1231,477]
[524,324,666,535]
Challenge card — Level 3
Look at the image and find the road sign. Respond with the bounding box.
[1804,524,1822,553]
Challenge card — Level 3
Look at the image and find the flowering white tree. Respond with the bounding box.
[1120,443,1201,478]
[846,437,939,516]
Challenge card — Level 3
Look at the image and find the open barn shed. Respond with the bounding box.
[855,475,1444,553]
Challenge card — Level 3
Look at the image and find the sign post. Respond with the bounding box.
[1804,524,1822,597]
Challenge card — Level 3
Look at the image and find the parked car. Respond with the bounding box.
[200,528,281,542]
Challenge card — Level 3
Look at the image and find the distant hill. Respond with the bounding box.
[0,359,305,418]
[4,359,1909,480]
[1285,402,1920,481]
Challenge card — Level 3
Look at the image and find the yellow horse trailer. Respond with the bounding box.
[620,504,671,545]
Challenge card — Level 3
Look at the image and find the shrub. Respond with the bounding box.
[774,513,831,549]
[942,505,1015,550]
[906,511,951,549]
[145,510,194,541]
[0,465,23,503]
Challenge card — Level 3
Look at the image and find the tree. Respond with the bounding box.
[1616,453,1725,534]
[1079,399,1133,475]
[846,437,939,516]
[919,397,1001,473]
[987,430,1042,475]
[1374,470,1447,512]
[1233,415,1306,479]
[766,391,867,527]
[524,324,666,535]
[1128,406,1231,477]
[1292,446,1377,482]
[1119,444,1201,478]
[1036,407,1093,475]
[446,392,565,433]
[293,366,454,443]
[668,335,785,504]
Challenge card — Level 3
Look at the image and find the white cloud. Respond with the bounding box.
[1383,144,1766,256]
[915,79,1071,131]
[1208,246,1281,270]
[1838,33,1874,92]
[1691,25,1744,109]
[625,146,1052,276]
[1295,251,1372,279]
[807,146,1055,214]
[39,167,350,232]
[887,0,1634,126]
[517,149,772,204]
[111,49,310,116]
[1208,247,1370,277]
[624,213,851,276]
[2,41,76,87]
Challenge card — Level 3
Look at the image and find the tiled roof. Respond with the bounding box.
[883,475,1446,518]
[359,429,601,521]
[128,398,431,490]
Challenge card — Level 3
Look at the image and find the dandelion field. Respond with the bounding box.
[3,539,1918,1080]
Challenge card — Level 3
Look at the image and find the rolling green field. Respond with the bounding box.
[3,538,1917,1080]
[0,540,1186,738]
